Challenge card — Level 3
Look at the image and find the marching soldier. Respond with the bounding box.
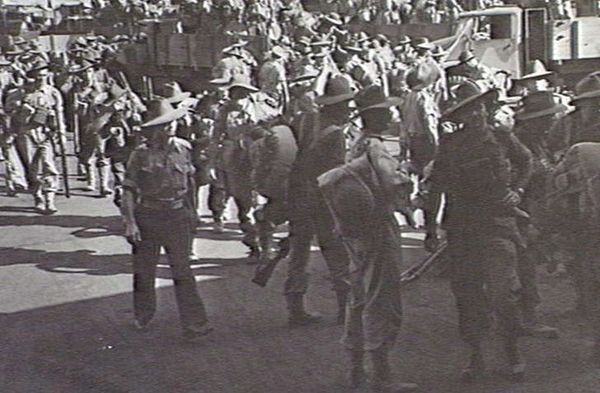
[9,61,66,214]
[121,98,212,341]
[319,85,417,392]
[284,75,353,326]
[210,76,261,257]
[426,83,526,381]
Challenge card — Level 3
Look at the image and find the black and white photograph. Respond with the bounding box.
[1,0,600,392]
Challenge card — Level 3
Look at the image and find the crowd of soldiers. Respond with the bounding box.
[1,0,600,392]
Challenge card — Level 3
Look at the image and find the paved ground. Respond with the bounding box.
[1,170,600,393]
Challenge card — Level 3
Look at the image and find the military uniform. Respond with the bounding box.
[429,123,523,351]
[10,77,66,213]
[123,135,210,336]
[209,92,260,252]
[286,110,351,320]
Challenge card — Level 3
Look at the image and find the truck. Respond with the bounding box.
[455,5,600,84]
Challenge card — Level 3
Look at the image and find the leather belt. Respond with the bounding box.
[139,198,185,210]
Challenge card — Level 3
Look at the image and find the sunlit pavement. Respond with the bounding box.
[1,176,600,393]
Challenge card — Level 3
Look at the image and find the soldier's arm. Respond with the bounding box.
[506,132,533,192]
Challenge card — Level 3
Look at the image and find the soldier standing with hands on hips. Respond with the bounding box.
[120,99,212,341]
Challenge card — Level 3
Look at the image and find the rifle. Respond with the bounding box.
[57,131,71,198]
[400,240,448,286]
[251,236,290,287]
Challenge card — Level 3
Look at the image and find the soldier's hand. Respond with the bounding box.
[125,221,142,244]
[502,189,521,207]
[424,231,439,253]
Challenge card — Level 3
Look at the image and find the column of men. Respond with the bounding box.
[2,15,600,393]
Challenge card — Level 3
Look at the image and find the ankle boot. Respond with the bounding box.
[286,294,321,327]
[370,347,419,392]
[33,188,45,212]
[45,191,57,214]
[83,166,96,191]
[504,338,525,381]
[336,291,348,325]
[99,166,113,196]
[348,350,367,388]
[460,344,485,382]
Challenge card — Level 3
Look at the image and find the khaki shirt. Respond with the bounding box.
[123,137,195,201]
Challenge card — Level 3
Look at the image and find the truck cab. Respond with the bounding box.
[457,5,600,81]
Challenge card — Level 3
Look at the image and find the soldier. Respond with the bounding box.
[426,84,526,381]
[401,67,440,175]
[485,89,559,339]
[210,76,261,257]
[121,98,212,341]
[447,50,494,86]
[319,85,417,392]
[80,84,130,197]
[284,75,353,327]
[9,61,66,214]
[258,46,289,114]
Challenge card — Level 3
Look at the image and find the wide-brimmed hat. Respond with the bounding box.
[397,35,411,45]
[226,75,259,92]
[68,58,96,73]
[355,32,370,44]
[322,12,343,26]
[26,59,50,78]
[221,46,243,57]
[356,85,403,114]
[161,81,192,104]
[413,37,434,50]
[0,55,11,66]
[515,91,569,121]
[432,45,448,58]
[290,68,320,85]
[517,59,553,81]
[314,75,355,106]
[141,99,188,128]
[209,76,232,86]
[571,72,600,103]
[376,34,390,44]
[458,50,476,64]
[270,45,288,59]
[443,80,499,119]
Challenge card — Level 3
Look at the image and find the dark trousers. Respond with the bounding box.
[448,230,521,346]
[208,169,257,247]
[285,198,350,295]
[133,207,208,330]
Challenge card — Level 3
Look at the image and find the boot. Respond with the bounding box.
[522,309,559,339]
[336,291,348,325]
[286,293,322,327]
[98,166,113,196]
[348,350,368,388]
[33,188,45,213]
[504,338,525,381]
[6,179,16,197]
[45,192,58,215]
[82,166,96,192]
[460,344,485,383]
[370,347,419,392]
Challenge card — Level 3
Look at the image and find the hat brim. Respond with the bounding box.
[572,89,600,103]
[416,43,435,50]
[515,103,568,121]
[209,77,231,85]
[141,106,189,128]
[516,70,553,81]
[314,91,355,106]
[164,91,192,104]
[290,72,320,85]
[359,97,403,113]
[323,17,343,26]
[443,89,499,119]
[227,82,259,92]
